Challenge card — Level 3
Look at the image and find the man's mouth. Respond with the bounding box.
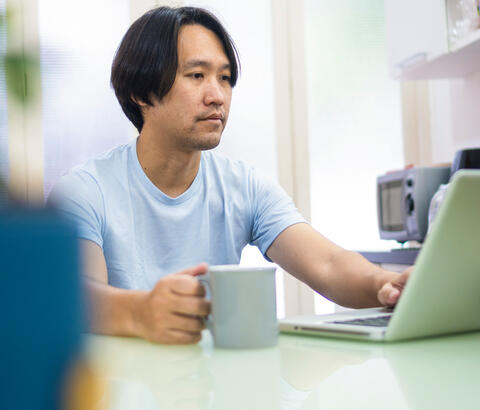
[199,113,224,123]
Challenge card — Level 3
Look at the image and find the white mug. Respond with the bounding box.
[198,265,278,349]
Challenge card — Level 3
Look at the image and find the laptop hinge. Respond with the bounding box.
[299,326,371,336]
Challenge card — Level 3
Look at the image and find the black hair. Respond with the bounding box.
[111,6,240,132]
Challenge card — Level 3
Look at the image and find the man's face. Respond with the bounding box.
[142,24,233,151]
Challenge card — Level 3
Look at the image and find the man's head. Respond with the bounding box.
[111,6,240,149]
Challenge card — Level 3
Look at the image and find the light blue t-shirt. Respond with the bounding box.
[49,139,305,290]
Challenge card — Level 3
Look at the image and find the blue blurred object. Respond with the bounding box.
[0,208,84,410]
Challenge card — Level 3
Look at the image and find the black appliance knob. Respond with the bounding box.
[405,194,414,215]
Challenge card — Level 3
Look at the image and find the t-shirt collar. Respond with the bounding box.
[129,138,203,205]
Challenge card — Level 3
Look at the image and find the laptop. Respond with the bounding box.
[279,170,480,342]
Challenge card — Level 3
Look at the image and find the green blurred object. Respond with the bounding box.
[0,2,41,206]
[0,4,40,107]
[4,50,40,106]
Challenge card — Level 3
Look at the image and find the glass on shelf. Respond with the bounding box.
[446,0,480,49]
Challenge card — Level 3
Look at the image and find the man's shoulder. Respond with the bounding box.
[203,151,277,187]
[50,141,134,200]
[65,140,134,181]
[202,150,254,178]
[80,140,133,171]
[201,151,284,204]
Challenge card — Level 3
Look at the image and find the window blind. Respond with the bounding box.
[38,0,132,198]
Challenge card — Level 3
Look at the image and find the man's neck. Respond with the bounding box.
[136,133,201,198]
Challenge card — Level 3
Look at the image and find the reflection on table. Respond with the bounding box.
[86,330,480,410]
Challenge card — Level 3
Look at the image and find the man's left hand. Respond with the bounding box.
[377,266,414,307]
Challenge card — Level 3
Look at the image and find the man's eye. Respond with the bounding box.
[191,73,203,79]
[221,75,231,82]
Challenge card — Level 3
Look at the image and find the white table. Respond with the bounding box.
[86,330,480,409]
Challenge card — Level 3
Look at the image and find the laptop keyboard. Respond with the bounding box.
[330,315,392,327]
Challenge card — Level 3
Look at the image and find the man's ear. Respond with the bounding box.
[130,95,148,108]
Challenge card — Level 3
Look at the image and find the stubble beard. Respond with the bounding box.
[180,120,225,152]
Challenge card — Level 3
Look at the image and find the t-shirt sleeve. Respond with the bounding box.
[47,170,105,248]
[249,169,307,260]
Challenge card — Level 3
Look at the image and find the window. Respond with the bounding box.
[304,1,404,313]
[39,0,132,197]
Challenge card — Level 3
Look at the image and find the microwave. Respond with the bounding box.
[377,166,450,243]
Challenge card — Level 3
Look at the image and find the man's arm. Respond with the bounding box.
[266,223,409,308]
[81,239,210,344]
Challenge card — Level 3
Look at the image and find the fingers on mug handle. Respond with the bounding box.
[176,263,209,277]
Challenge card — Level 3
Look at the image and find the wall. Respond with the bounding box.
[429,70,480,163]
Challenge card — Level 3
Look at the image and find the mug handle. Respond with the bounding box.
[197,274,213,331]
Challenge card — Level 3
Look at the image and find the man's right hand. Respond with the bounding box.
[133,263,210,344]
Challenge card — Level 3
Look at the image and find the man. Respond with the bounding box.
[50,6,409,345]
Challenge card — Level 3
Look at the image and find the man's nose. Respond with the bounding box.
[204,80,225,106]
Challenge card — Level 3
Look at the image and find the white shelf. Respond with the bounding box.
[450,28,480,52]
[397,29,480,81]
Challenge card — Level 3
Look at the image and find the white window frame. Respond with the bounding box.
[271,0,316,316]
